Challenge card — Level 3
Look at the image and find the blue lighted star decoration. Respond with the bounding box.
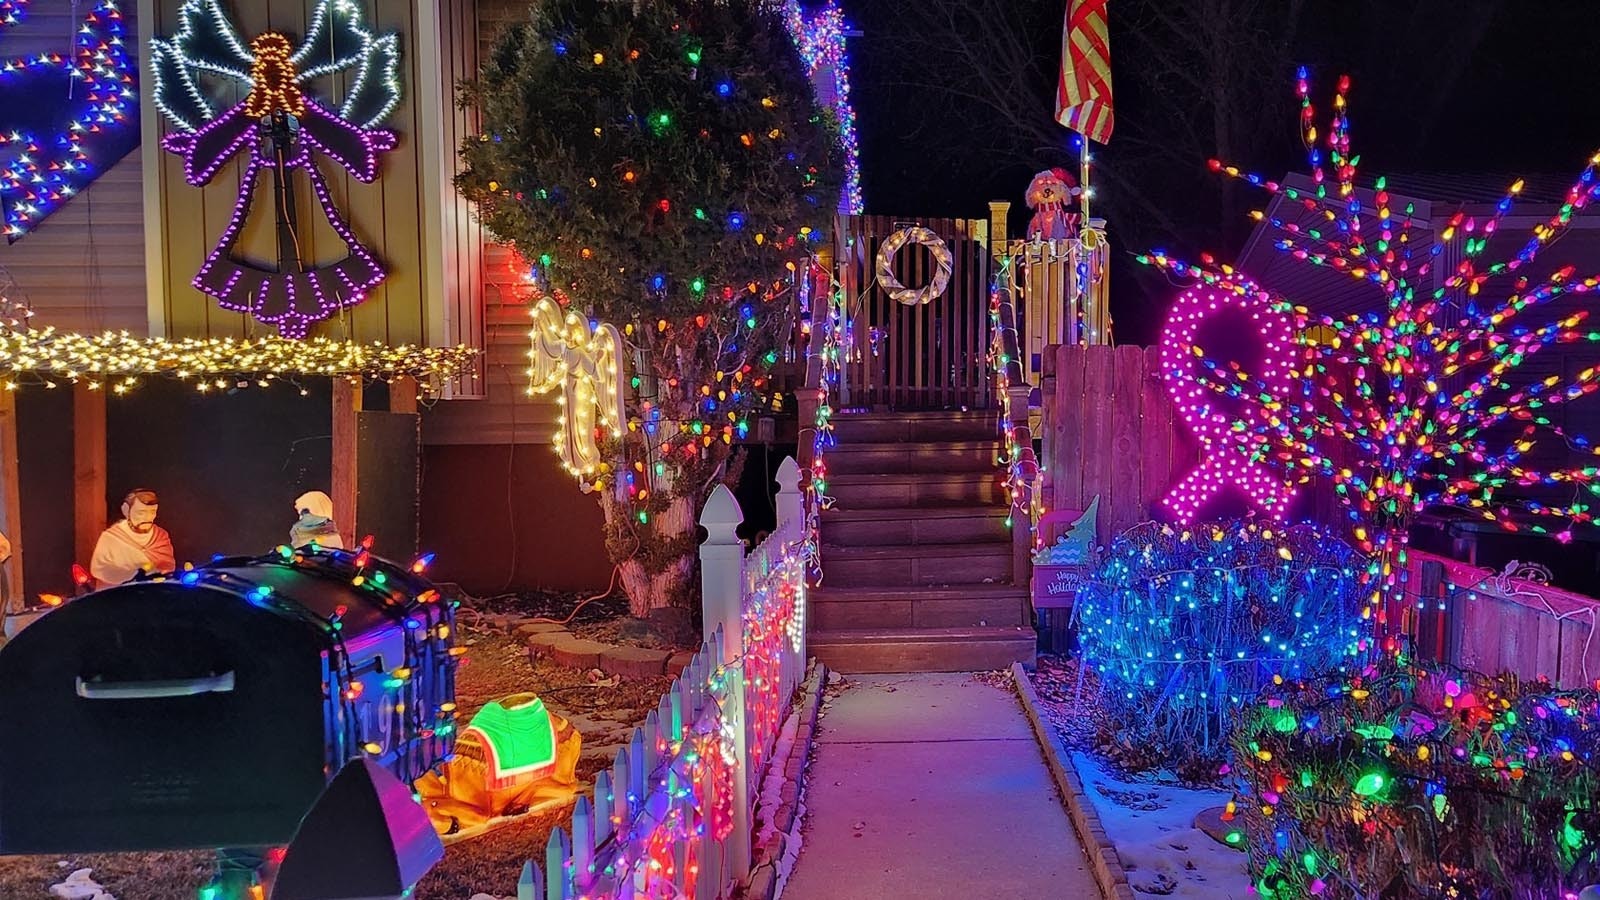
[0,0,139,242]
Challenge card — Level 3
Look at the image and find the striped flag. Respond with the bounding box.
[1055,0,1114,144]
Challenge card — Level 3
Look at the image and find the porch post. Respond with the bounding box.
[331,379,363,548]
[73,383,107,569]
[698,485,751,887]
[0,389,22,613]
[389,376,420,415]
[988,200,1011,261]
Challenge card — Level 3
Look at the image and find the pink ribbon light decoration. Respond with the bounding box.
[1160,286,1297,523]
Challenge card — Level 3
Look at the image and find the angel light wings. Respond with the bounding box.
[150,0,400,337]
[527,297,626,478]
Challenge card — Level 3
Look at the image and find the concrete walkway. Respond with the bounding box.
[783,673,1100,900]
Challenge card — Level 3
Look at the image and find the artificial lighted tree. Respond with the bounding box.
[1141,71,1600,635]
[457,0,841,618]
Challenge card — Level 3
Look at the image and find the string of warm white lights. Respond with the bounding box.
[526,296,626,477]
[0,324,478,393]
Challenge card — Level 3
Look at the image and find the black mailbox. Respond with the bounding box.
[0,547,458,854]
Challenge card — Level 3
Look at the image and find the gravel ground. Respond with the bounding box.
[0,590,681,899]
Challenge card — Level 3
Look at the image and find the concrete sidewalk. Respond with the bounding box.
[782,673,1100,900]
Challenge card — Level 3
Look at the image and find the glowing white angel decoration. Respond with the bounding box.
[527,297,627,477]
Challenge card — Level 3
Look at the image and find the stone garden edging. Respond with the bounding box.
[1011,662,1138,900]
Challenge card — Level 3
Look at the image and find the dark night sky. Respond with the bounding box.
[838,0,1600,341]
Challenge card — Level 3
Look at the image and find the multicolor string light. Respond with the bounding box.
[1230,663,1600,899]
[989,256,1040,533]
[1,0,137,240]
[782,0,862,214]
[1138,70,1600,626]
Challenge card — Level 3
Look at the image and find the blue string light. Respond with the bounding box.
[1,0,138,240]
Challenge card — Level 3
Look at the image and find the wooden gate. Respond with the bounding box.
[834,215,995,410]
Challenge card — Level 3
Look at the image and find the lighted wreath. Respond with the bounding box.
[150,0,402,338]
[874,226,952,306]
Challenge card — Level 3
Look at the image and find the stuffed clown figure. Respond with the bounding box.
[90,489,176,589]
[1025,168,1083,241]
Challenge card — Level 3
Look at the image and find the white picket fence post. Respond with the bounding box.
[773,457,806,685]
[698,484,751,890]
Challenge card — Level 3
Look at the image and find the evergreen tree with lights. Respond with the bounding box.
[1141,71,1600,640]
[458,0,841,619]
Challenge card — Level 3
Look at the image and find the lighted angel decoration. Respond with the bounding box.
[149,0,401,337]
[1024,167,1082,241]
[527,297,627,478]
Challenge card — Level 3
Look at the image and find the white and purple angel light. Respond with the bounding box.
[150,0,400,337]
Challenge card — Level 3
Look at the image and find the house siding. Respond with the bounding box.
[0,1,146,335]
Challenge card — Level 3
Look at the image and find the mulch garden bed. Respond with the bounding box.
[0,588,685,900]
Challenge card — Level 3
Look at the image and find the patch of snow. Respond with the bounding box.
[1071,752,1250,899]
[50,869,114,900]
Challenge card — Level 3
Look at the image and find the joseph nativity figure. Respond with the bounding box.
[90,489,176,589]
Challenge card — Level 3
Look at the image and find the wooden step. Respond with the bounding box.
[831,410,998,444]
[826,471,1005,509]
[809,626,1036,673]
[822,542,1012,588]
[810,584,1030,630]
[822,440,1000,476]
[822,505,1011,546]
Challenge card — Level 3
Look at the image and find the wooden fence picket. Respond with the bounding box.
[642,711,661,775]
[627,729,646,803]
[611,748,631,828]
[572,797,594,882]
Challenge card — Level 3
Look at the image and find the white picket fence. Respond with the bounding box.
[520,458,812,900]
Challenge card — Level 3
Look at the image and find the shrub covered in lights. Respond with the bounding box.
[458,0,841,617]
[1076,521,1367,774]
[1229,664,1600,899]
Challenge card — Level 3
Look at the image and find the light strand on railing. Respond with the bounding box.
[987,255,1043,539]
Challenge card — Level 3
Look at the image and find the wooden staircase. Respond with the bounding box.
[810,410,1036,672]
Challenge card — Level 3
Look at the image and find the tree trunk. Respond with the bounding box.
[1365,520,1412,657]
[605,493,699,619]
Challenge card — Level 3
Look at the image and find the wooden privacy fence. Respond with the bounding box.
[518,460,811,900]
[1040,344,1204,548]
[834,215,994,410]
[1407,551,1600,689]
